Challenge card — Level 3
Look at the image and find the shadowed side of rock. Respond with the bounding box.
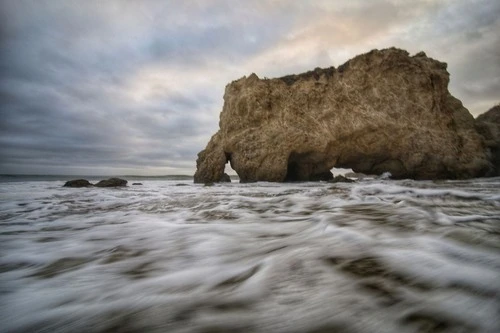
[194,48,492,183]
[476,104,500,176]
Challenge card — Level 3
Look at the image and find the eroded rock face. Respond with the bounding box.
[475,105,500,176]
[194,48,491,182]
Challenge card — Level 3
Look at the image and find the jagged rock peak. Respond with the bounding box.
[194,48,491,183]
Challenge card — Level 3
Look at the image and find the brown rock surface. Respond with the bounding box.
[475,104,500,175]
[194,48,491,183]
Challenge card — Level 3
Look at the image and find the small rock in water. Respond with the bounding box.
[220,173,231,183]
[63,179,93,187]
[328,175,355,183]
[94,178,127,187]
[132,183,143,186]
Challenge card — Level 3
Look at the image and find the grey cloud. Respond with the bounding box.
[1,0,498,175]
[423,0,500,115]
[0,2,226,174]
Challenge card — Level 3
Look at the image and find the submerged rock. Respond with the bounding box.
[194,48,491,183]
[475,104,500,176]
[132,183,143,186]
[94,178,127,187]
[63,179,93,187]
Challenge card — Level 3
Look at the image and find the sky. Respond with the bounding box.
[1,0,499,176]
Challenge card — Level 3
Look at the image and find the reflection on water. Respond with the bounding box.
[0,178,499,332]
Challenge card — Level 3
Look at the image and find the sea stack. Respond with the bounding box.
[194,48,491,183]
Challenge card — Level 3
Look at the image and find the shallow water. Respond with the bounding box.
[0,177,499,333]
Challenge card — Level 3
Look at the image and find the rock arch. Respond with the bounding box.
[194,48,491,183]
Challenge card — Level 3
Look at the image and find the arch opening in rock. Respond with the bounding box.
[284,152,334,182]
[221,152,236,182]
[331,167,355,176]
[224,152,232,166]
[335,155,411,179]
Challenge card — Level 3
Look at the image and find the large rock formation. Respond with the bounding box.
[475,104,500,176]
[194,48,491,183]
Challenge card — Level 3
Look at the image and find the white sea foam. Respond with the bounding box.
[0,177,499,332]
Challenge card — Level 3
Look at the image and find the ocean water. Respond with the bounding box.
[0,176,499,333]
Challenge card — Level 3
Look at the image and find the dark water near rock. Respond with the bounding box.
[0,177,499,332]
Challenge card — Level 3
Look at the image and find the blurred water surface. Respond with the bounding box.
[0,177,499,332]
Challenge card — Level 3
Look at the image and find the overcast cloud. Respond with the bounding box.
[1,0,499,175]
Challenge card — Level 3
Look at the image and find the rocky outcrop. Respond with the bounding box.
[63,178,129,188]
[475,105,500,176]
[194,48,491,182]
[94,178,127,187]
[63,179,93,187]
